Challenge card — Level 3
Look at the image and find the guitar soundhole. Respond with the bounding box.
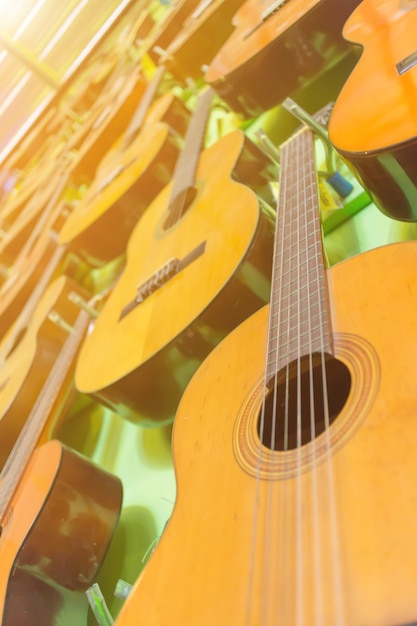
[258,353,351,451]
[163,186,198,230]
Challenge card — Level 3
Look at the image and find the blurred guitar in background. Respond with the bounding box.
[329,0,417,221]
[59,66,190,264]
[205,0,363,116]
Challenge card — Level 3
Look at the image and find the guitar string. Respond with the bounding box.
[248,127,298,625]
[279,129,299,624]
[143,86,214,344]
[244,115,286,625]
[253,128,345,625]
[311,126,348,624]
[130,86,213,322]
[259,120,292,625]
[302,128,346,624]
[300,129,324,625]
[296,129,307,626]
[297,129,344,624]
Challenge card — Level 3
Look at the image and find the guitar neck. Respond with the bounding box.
[168,86,214,211]
[121,65,166,150]
[267,127,332,380]
[0,310,90,523]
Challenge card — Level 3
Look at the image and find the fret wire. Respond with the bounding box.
[270,288,327,312]
[271,327,330,352]
[271,265,325,289]
[270,298,326,331]
[267,127,331,374]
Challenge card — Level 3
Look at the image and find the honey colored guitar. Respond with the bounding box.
[114,128,417,625]
[59,68,190,263]
[75,89,275,426]
[205,0,361,116]
[329,0,417,221]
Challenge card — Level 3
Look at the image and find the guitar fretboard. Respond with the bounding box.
[266,128,332,380]
[168,86,214,212]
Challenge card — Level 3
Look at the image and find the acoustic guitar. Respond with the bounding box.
[328,0,417,221]
[75,87,276,426]
[114,126,417,625]
[0,166,71,338]
[67,67,148,185]
[58,66,190,264]
[0,275,91,468]
[204,0,362,116]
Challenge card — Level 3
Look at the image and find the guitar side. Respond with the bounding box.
[114,241,417,625]
[0,440,122,626]
[328,0,417,221]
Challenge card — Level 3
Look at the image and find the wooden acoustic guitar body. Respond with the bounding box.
[161,0,246,82]
[205,0,362,117]
[329,0,417,221]
[114,241,417,625]
[68,69,147,185]
[0,276,90,469]
[58,94,190,264]
[0,440,122,626]
[75,130,275,426]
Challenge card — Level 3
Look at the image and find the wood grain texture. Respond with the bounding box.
[114,241,417,626]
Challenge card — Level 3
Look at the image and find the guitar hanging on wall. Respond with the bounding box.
[58,65,190,264]
[74,87,276,427]
[329,0,417,221]
[204,0,363,117]
[114,123,417,625]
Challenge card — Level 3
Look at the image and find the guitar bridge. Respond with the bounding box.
[119,240,206,320]
[396,49,417,75]
[136,258,180,303]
